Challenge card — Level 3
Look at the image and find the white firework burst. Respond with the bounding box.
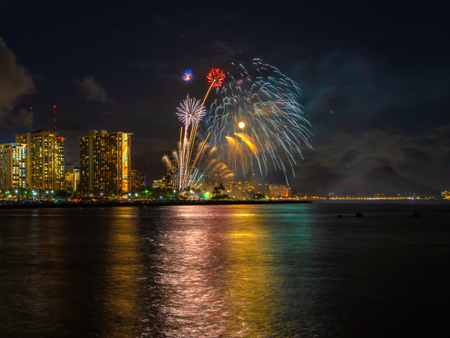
[176,94,206,126]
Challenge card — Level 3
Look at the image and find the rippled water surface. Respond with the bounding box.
[1,203,449,337]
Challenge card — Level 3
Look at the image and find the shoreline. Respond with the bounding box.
[0,199,312,209]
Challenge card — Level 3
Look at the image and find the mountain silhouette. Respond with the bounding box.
[292,167,440,197]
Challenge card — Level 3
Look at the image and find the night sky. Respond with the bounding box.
[1,0,449,190]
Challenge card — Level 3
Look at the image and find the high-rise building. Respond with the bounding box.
[130,169,146,191]
[269,184,291,198]
[65,168,80,193]
[15,130,65,190]
[165,158,178,190]
[0,143,27,190]
[79,130,132,195]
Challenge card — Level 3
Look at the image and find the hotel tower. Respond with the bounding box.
[79,130,132,195]
[0,143,27,190]
[15,130,65,190]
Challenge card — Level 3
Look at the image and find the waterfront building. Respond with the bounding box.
[152,179,162,189]
[130,169,146,191]
[226,180,270,198]
[79,130,132,195]
[442,191,450,200]
[165,158,178,190]
[16,130,65,190]
[269,184,291,198]
[65,168,80,193]
[0,143,27,190]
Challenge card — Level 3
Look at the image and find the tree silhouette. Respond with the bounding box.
[212,183,225,196]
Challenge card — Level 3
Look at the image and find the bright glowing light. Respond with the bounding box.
[207,68,225,88]
[182,69,194,81]
[238,121,245,129]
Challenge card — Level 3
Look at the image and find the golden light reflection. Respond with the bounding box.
[103,210,144,337]
[147,206,280,336]
[230,233,256,238]
[223,207,278,336]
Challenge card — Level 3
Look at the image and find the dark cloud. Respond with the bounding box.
[73,76,108,103]
[338,149,361,165]
[292,125,450,190]
[0,37,34,124]
[401,147,432,162]
[8,108,32,128]
[58,120,88,138]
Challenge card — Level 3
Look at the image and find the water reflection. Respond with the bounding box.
[224,207,278,337]
[102,210,146,337]
[0,208,147,338]
[141,206,282,337]
[141,207,227,337]
[3,204,446,337]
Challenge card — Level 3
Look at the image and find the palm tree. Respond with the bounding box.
[212,183,225,196]
[212,187,220,196]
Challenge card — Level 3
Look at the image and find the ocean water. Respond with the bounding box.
[0,203,449,337]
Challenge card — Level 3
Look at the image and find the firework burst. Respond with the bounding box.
[207,68,226,88]
[176,94,206,126]
[164,80,231,192]
[206,59,313,184]
[182,69,194,81]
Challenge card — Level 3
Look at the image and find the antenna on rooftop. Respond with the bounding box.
[30,107,33,132]
[53,105,56,132]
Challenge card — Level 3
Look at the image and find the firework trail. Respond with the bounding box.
[162,143,233,191]
[165,68,226,192]
[163,68,228,192]
[173,94,206,191]
[206,59,313,184]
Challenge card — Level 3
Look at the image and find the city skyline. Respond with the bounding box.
[0,1,449,190]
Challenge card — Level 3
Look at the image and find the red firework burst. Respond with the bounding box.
[207,68,225,87]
